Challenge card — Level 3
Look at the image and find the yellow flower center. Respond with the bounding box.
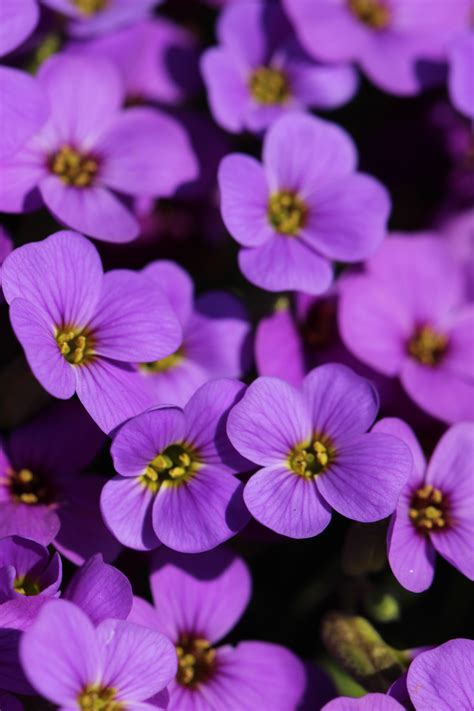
[289,436,335,478]
[140,443,200,492]
[268,191,307,236]
[50,145,98,188]
[348,0,390,28]
[8,468,54,506]
[408,325,448,367]
[13,576,41,596]
[78,685,123,711]
[73,0,109,16]
[140,348,185,374]
[249,66,290,105]
[176,636,216,688]
[409,484,448,533]
[55,327,94,365]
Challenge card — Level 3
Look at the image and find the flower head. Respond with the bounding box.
[0,536,61,605]
[41,0,163,38]
[219,113,390,294]
[227,363,412,538]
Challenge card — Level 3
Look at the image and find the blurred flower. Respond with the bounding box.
[0,535,61,603]
[0,68,48,160]
[0,0,39,56]
[448,32,474,119]
[40,0,162,38]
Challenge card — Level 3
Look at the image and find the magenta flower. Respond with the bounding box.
[41,0,162,38]
[448,32,474,119]
[339,235,474,423]
[129,547,306,710]
[0,536,61,603]
[0,68,48,160]
[219,113,390,294]
[201,0,357,134]
[67,17,201,105]
[0,401,118,564]
[1,231,182,433]
[0,54,197,242]
[136,260,252,407]
[227,364,412,538]
[101,379,251,552]
[20,599,177,710]
[374,418,474,593]
[283,0,468,96]
[0,0,38,56]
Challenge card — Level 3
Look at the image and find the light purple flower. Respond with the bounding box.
[201,0,357,133]
[374,418,474,593]
[41,0,162,38]
[1,231,182,433]
[0,54,197,242]
[0,68,48,160]
[448,32,474,119]
[129,547,307,710]
[440,209,474,301]
[339,234,474,423]
[137,260,252,407]
[0,536,61,603]
[227,363,412,538]
[283,0,469,96]
[67,17,201,105]
[219,112,390,294]
[0,0,39,56]
[101,378,251,553]
[20,599,177,710]
[323,694,402,710]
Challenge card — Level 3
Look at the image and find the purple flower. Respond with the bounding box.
[0,400,119,564]
[0,536,61,603]
[0,0,38,56]
[323,694,402,710]
[440,210,474,301]
[219,113,390,294]
[20,599,177,709]
[137,260,252,407]
[67,17,201,105]
[129,547,307,710]
[374,418,474,593]
[339,234,474,423]
[0,68,48,160]
[448,32,474,119]
[1,231,182,433]
[227,363,412,538]
[0,225,13,296]
[201,0,357,133]
[41,0,162,38]
[101,378,251,552]
[0,54,197,242]
[283,0,468,96]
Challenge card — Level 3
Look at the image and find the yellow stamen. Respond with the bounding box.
[176,637,216,688]
[409,484,448,533]
[268,190,307,236]
[408,325,448,367]
[289,435,334,478]
[73,0,109,17]
[249,66,290,105]
[50,145,98,188]
[348,0,390,29]
[55,327,94,366]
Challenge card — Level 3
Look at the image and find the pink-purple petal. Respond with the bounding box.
[100,476,160,551]
[387,505,436,593]
[0,68,49,160]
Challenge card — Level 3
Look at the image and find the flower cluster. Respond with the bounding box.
[0,0,473,709]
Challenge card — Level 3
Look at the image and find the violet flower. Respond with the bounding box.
[201,0,357,133]
[227,364,412,538]
[448,32,474,119]
[0,54,197,242]
[1,231,182,433]
[0,400,119,564]
[20,599,177,710]
[219,112,390,294]
[101,378,251,552]
[137,260,252,407]
[339,234,474,423]
[374,418,474,593]
[129,547,307,710]
[0,0,39,56]
[40,0,162,38]
[0,68,48,160]
[0,536,61,603]
[283,0,468,96]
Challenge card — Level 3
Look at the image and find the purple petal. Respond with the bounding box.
[97,618,177,700]
[98,107,197,197]
[227,377,311,466]
[255,305,305,387]
[150,547,251,644]
[20,600,100,705]
[444,307,474,380]
[101,476,160,551]
[201,48,250,133]
[372,417,427,484]
[2,230,103,326]
[263,113,357,195]
[111,407,186,477]
[449,33,474,119]
[0,0,38,57]
[244,465,332,538]
[301,364,379,446]
[0,68,48,160]
[0,501,60,547]
[323,694,403,710]
[143,260,194,325]
[218,154,273,247]
[39,178,139,243]
[239,235,333,295]
[152,466,250,552]
[317,433,413,522]
[0,628,32,694]
[407,639,474,710]
[65,554,132,624]
[216,0,285,66]
[284,51,358,110]
[387,506,436,593]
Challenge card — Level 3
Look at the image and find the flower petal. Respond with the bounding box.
[387,506,436,593]
[100,476,160,551]
[201,48,250,133]
[0,502,60,548]
[372,417,427,485]
[143,260,193,326]
[255,305,305,387]
[0,0,39,57]
[0,67,48,160]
